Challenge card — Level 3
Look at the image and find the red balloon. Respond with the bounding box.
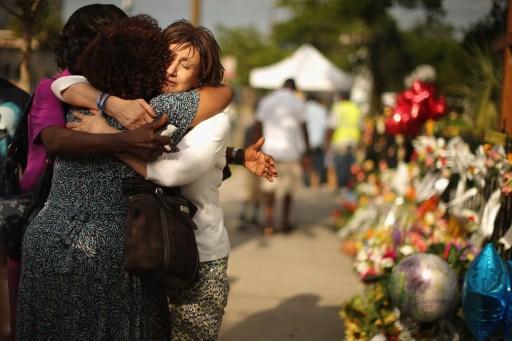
[385,112,403,135]
[402,89,415,102]
[428,96,446,120]
[386,80,446,136]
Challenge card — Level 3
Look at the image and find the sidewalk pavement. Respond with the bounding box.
[218,170,362,341]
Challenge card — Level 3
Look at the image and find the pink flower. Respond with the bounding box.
[361,267,378,280]
[443,243,452,260]
[383,248,397,260]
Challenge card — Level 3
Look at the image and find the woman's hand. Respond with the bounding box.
[66,110,118,134]
[106,97,155,130]
[244,137,278,182]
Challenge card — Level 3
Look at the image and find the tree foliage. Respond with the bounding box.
[218,0,500,117]
[401,22,466,95]
[463,0,507,47]
[448,46,501,132]
[0,0,49,90]
[7,0,63,50]
[217,26,287,86]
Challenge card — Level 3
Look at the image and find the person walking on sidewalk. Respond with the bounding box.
[255,78,310,235]
[325,91,361,191]
[304,93,328,188]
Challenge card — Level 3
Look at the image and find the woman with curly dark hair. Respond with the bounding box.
[77,16,171,102]
[50,18,276,341]
[11,4,171,339]
[14,14,228,340]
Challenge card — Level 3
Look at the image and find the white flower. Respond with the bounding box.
[380,258,394,268]
[371,334,386,341]
[356,249,368,261]
[355,262,370,274]
[400,245,414,256]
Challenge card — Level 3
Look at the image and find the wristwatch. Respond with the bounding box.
[226,147,245,165]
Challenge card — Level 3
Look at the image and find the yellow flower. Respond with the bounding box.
[374,285,384,301]
[383,312,398,325]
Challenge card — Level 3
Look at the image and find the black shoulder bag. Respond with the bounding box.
[121,176,200,289]
[0,160,53,258]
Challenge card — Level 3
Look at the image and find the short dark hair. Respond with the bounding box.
[54,4,127,74]
[306,93,318,102]
[77,15,171,101]
[283,78,296,90]
[339,91,350,100]
[164,20,224,87]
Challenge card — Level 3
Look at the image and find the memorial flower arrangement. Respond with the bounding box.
[338,135,512,340]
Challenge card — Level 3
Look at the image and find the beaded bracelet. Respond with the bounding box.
[96,92,110,115]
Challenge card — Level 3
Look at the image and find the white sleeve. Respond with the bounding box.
[146,113,230,187]
[51,75,89,100]
[255,97,267,122]
[298,101,307,123]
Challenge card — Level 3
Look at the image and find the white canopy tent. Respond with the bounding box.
[249,44,353,92]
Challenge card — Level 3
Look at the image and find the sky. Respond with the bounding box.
[63,0,288,34]
[63,0,493,36]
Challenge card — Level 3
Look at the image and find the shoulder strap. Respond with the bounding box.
[7,92,35,169]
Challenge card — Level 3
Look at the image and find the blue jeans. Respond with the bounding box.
[303,147,326,186]
[333,150,355,189]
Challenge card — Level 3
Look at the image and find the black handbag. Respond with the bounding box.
[121,176,200,288]
[0,160,53,258]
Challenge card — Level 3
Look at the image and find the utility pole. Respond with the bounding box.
[191,0,201,26]
[500,0,512,133]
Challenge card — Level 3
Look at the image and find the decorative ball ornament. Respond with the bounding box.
[388,253,458,322]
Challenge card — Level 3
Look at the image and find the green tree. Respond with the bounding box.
[272,0,445,108]
[0,0,48,90]
[463,0,507,47]
[8,0,63,50]
[401,22,466,95]
[453,0,506,133]
[218,0,485,116]
[217,25,287,86]
[449,46,502,133]
[0,0,59,91]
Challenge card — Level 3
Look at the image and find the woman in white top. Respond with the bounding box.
[53,20,276,340]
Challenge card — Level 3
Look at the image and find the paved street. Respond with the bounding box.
[218,169,362,341]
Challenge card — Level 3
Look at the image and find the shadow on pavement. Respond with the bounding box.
[220,293,344,341]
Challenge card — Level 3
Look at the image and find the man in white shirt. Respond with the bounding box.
[254,79,310,235]
[304,94,328,188]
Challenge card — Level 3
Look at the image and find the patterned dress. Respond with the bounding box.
[16,91,199,340]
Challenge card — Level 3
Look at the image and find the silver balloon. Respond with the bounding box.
[389,253,458,322]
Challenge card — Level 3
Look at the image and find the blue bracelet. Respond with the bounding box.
[96,92,110,115]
